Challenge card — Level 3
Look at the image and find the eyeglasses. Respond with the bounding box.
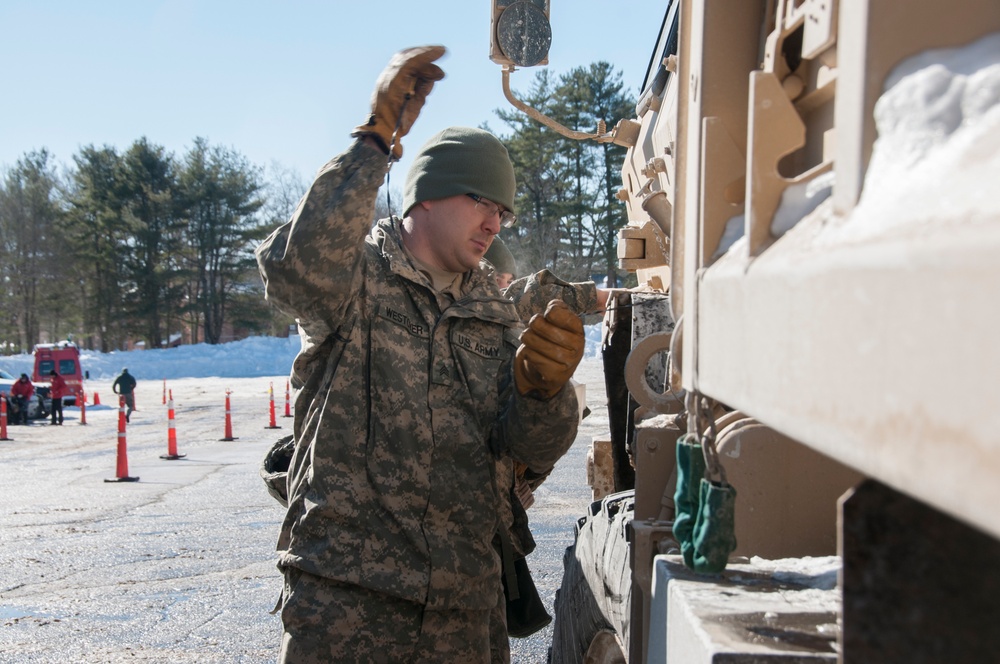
[466,193,517,228]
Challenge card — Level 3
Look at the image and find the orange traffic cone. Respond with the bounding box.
[220,390,238,441]
[93,392,101,406]
[160,390,185,460]
[283,380,292,418]
[105,396,139,482]
[0,393,11,441]
[162,379,166,405]
[79,397,87,425]
[265,382,281,430]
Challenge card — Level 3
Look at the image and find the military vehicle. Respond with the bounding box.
[491,1,1000,662]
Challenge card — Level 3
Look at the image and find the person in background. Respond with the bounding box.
[483,235,517,290]
[255,45,585,664]
[48,370,67,425]
[10,373,34,425]
[112,368,137,422]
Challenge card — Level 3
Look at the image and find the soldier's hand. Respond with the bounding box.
[514,300,585,399]
[352,45,446,159]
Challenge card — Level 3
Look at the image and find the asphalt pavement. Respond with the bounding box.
[0,363,606,663]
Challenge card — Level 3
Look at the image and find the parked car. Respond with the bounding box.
[0,368,49,421]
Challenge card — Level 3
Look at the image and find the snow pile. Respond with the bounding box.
[0,325,604,381]
[771,170,835,237]
[0,336,301,381]
[833,32,1000,241]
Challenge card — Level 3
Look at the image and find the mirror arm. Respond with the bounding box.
[502,65,610,142]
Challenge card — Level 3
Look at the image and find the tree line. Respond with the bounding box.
[0,61,636,354]
[0,138,306,354]
[490,61,637,290]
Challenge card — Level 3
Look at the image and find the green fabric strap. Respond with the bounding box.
[691,478,737,573]
[672,433,738,574]
[673,434,706,569]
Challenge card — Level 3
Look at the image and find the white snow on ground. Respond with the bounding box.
[0,325,606,383]
[0,336,300,382]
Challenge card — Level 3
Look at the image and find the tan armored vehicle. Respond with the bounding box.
[491,0,1000,662]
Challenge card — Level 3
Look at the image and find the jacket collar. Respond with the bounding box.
[372,217,520,327]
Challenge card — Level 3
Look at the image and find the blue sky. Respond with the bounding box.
[0,0,667,183]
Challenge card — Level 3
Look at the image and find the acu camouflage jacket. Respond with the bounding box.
[255,140,580,611]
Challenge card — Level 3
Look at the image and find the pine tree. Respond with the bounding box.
[0,150,65,351]
[177,138,267,344]
[493,62,636,286]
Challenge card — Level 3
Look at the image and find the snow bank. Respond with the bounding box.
[0,325,604,381]
[0,336,301,381]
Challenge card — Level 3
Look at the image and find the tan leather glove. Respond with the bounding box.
[514,300,585,399]
[351,45,446,159]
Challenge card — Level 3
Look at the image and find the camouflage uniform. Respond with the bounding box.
[255,140,580,662]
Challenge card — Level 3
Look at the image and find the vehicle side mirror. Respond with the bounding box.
[490,0,551,68]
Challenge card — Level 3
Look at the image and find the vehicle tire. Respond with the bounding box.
[584,630,627,664]
[550,491,634,664]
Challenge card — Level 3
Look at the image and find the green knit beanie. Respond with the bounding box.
[402,127,516,216]
[484,236,517,277]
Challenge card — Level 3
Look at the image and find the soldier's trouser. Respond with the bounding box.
[278,566,491,664]
[489,585,511,664]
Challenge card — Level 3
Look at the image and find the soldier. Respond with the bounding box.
[255,46,586,664]
[483,235,517,290]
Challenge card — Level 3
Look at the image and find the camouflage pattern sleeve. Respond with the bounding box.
[503,383,580,474]
[255,140,388,338]
[504,269,601,325]
[492,327,580,475]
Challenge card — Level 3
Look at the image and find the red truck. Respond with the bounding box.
[33,342,84,406]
